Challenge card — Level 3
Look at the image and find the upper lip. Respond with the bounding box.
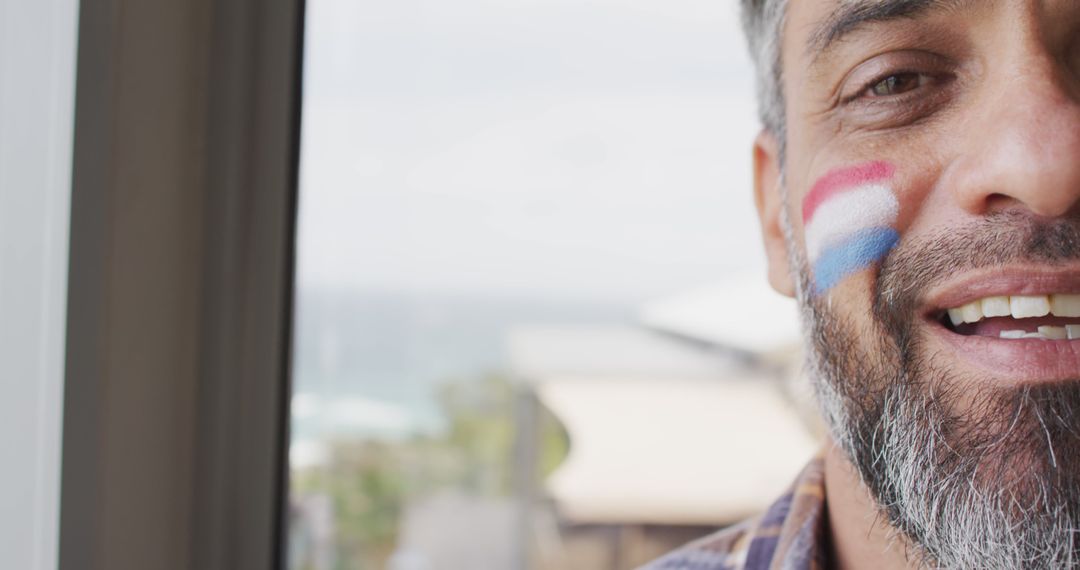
[920,265,1080,317]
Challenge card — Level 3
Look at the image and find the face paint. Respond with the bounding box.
[802,161,900,294]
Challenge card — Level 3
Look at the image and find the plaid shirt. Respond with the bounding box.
[639,455,828,570]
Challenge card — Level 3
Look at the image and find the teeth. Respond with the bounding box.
[1039,326,1068,340]
[960,301,983,323]
[1051,294,1080,318]
[996,325,1080,340]
[948,308,965,326]
[981,296,1012,318]
[948,293,1080,326]
[1011,295,1051,318]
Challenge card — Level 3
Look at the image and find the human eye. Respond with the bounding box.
[836,52,957,126]
[841,65,949,104]
[862,71,931,98]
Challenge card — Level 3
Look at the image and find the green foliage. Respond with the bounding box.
[294,441,407,569]
[437,373,517,495]
[290,372,570,570]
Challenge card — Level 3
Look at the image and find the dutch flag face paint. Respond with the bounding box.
[802,161,901,294]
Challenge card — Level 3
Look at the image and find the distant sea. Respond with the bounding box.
[290,288,633,439]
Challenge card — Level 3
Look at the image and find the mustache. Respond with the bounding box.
[873,212,1080,332]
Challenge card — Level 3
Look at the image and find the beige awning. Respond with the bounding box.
[537,375,819,525]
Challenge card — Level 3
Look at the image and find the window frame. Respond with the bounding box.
[0,0,79,567]
[59,0,305,568]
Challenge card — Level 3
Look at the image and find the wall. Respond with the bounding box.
[0,0,79,568]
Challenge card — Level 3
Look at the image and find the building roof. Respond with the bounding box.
[507,325,744,383]
[537,375,819,525]
[639,273,801,356]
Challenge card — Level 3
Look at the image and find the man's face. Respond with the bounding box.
[757,0,1080,566]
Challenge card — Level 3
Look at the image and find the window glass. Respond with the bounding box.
[287,2,816,569]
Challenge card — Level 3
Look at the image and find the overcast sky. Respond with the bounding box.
[295,0,765,304]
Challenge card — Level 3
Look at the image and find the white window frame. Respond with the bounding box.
[0,0,79,568]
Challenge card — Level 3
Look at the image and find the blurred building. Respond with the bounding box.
[509,275,821,570]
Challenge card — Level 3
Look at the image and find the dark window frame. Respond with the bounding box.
[60,1,305,568]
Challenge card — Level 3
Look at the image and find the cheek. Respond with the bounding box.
[801,161,901,294]
[893,170,955,240]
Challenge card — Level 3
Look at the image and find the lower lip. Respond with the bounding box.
[928,320,1080,382]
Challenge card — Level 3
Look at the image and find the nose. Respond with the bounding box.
[947,58,1080,219]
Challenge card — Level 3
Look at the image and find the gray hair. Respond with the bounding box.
[739,0,789,140]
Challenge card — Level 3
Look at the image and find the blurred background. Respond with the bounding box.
[285,1,821,568]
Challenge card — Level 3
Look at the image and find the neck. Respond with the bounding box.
[823,442,920,570]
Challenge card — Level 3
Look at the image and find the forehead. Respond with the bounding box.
[784,0,983,62]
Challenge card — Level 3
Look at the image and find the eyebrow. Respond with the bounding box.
[807,0,975,62]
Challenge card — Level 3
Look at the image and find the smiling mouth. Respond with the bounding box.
[940,294,1080,340]
[894,267,1080,380]
[924,273,1080,382]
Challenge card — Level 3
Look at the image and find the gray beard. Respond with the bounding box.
[792,212,1080,569]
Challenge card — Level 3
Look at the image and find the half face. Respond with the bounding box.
[755,0,1080,565]
[769,0,1080,392]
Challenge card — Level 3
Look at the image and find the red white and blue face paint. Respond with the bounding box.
[803,161,901,294]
